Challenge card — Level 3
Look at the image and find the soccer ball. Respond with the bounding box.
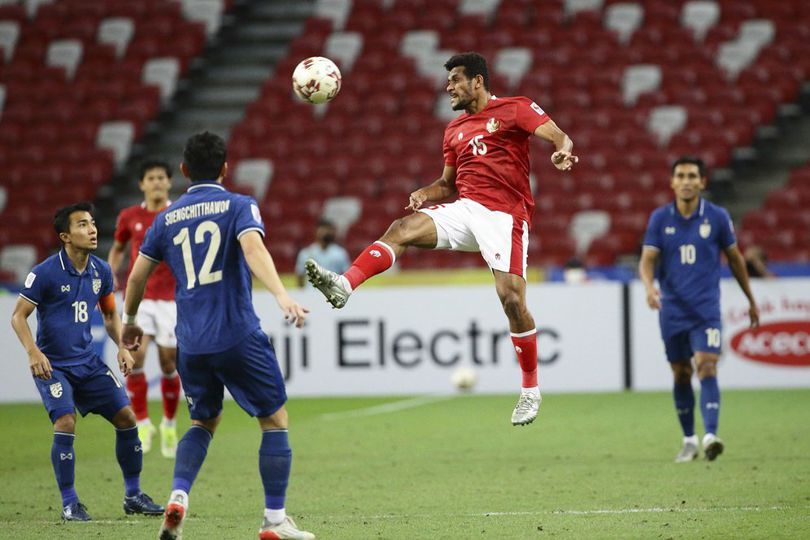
[292,56,342,104]
[451,367,478,392]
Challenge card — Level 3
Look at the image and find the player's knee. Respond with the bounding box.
[53,414,76,433]
[381,218,409,245]
[671,363,693,384]
[500,291,525,318]
[696,360,717,379]
[193,416,221,434]
[111,406,137,429]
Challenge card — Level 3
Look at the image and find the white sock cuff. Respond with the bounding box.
[374,241,397,264]
[131,368,146,375]
[510,328,537,338]
[162,371,179,379]
[54,431,75,437]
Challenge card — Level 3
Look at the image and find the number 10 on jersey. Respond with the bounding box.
[173,220,223,289]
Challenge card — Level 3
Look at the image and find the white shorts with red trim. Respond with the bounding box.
[138,299,177,348]
[418,198,529,279]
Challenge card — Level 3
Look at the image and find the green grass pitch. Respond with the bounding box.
[1,389,808,539]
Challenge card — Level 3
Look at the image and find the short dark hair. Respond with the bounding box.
[444,52,490,91]
[54,202,94,241]
[183,131,227,182]
[139,158,172,181]
[671,156,707,178]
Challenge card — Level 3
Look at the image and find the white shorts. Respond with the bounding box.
[418,198,529,278]
[138,299,177,348]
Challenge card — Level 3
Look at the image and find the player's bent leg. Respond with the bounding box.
[159,417,219,540]
[158,346,180,459]
[493,271,541,426]
[669,360,699,462]
[255,408,314,540]
[50,413,88,521]
[105,407,164,516]
[695,352,723,461]
[128,335,156,452]
[306,213,438,308]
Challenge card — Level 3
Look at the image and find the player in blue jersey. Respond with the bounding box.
[121,132,314,540]
[10,202,164,521]
[639,157,759,462]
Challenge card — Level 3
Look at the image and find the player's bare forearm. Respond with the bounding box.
[10,299,38,355]
[107,241,126,275]
[408,165,457,211]
[102,308,123,346]
[726,246,756,304]
[638,249,658,289]
[240,232,287,298]
[123,255,156,319]
[534,121,577,171]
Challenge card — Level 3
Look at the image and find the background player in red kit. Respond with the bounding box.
[108,159,180,457]
[307,52,577,426]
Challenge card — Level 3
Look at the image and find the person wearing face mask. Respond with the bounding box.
[295,219,350,288]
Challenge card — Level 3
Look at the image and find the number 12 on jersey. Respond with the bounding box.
[173,220,223,289]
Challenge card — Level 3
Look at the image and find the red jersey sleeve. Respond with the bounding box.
[514,97,551,135]
[113,209,131,243]
[443,128,458,167]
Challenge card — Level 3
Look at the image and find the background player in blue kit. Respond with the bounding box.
[10,202,164,521]
[121,132,313,540]
[639,157,760,463]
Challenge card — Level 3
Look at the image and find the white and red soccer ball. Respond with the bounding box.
[292,56,342,104]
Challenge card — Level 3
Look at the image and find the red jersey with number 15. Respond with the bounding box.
[114,203,175,300]
[442,96,550,224]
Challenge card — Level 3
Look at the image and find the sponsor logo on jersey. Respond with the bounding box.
[135,222,143,231]
[251,203,262,224]
[699,219,711,238]
[61,285,71,293]
[665,227,676,235]
[486,118,500,133]
[50,382,63,398]
[530,102,545,116]
[457,132,464,141]
[25,272,36,288]
[92,278,102,294]
[730,320,810,366]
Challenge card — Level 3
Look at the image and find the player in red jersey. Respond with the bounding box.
[307,52,577,426]
[108,159,180,457]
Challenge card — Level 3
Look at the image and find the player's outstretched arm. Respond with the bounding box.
[639,247,661,310]
[239,231,309,328]
[107,240,127,290]
[122,254,157,350]
[725,244,760,328]
[10,297,52,379]
[99,293,135,375]
[534,120,578,171]
[406,166,457,211]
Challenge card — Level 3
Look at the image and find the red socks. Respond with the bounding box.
[126,371,149,422]
[343,241,396,290]
[161,373,181,421]
[511,329,538,388]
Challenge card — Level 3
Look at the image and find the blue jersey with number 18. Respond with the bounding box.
[139,181,265,354]
[642,198,736,337]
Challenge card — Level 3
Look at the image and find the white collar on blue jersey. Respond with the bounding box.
[187,182,226,193]
[670,198,705,219]
[58,249,97,276]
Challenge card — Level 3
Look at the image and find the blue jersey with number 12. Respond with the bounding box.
[642,198,736,337]
[139,182,265,354]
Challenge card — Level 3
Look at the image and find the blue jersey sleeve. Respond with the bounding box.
[19,263,47,306]
[139,221,164,262]
[234,197,265,240]
[718,208,737,249]
[642,210,662,250]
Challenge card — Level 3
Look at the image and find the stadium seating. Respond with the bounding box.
[0,0,225,279]
[225,0,809,271]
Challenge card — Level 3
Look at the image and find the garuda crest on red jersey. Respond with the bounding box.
[486,118,500,133]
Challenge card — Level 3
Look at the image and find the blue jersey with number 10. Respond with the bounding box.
[139,182,265,354]
[642,198,736,337]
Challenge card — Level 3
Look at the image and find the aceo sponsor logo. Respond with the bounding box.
[730,321,810,366]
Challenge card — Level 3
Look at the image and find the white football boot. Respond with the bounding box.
[305,259,350,308]
[511,390,541,426]
[258,515,315,540]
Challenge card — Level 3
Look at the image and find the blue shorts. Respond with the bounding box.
[662,320,723,363]
[177,329,287,420]
[34,355,130,423]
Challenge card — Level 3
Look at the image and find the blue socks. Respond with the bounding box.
[116,426,143,497]
[259,429,291,510]
[673,382,695,437]
[52,432,78,506]
[700,376,721,434]
[172,425,213,494]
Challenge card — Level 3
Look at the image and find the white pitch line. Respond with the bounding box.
[316,505,803,520]
[320,395,453,421]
